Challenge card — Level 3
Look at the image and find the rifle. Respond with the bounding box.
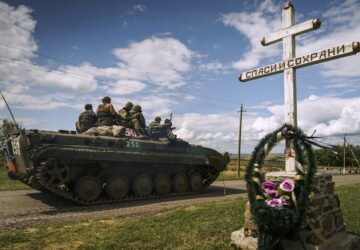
[168,113,176,130]
[0,90,20,132]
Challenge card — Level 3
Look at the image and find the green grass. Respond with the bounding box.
[0,167,29,191]
[0,199,245,250]
[336,183,360,235]
[0,184,359,250]
[217,170,244,181]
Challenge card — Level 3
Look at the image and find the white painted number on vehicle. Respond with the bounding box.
[126,141,140,148]
[125,128,138,137]
[11,140,20,155]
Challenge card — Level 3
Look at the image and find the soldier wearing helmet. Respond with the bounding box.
[147,116,162,139]
[96,96,116,126]
[118,101,134,128]
[149,116,161,128]
[161,118,177,140]
[130,105,146,135]
[76,104,97,133]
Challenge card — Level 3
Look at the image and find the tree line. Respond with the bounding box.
[315,145,360,168]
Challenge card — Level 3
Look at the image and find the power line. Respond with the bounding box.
[0,43,81,66]
[0,43,240,107]
[0,55,238,111]
[0,55,236,111]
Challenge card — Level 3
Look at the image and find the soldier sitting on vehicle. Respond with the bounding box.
[130,105,146,135]
[147,116,161,139]
[118,101,133,128]
[96,96,116,126]
[95,96,118,136]
[160,119,177,140]
[76,104,97,133]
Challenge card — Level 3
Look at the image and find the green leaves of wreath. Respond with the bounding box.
[245,124,317,250]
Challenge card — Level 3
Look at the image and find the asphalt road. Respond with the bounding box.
[0,175,359,231]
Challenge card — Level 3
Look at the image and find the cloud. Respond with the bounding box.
[221,0,281,70]
[0,59,98,92]
[322,78,360,95]
[2,91,71,110]
[120,4,146,28]
[133,5,146,12]
[250,95,360,138]
[222,0,360,77]
[296,0,360,78]
[106,80,146,95]
[0,2,37,60]
[174,113,238,152]
[0,2,196,112]
[199,60,230,74]
[170,95,360,153]
[0,3,98,93]
[113,37,193,88]
[137,94,179,119]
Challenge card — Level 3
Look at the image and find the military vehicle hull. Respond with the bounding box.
[3,129,227,205]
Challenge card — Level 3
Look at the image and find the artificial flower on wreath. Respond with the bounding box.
[262,179,295,208]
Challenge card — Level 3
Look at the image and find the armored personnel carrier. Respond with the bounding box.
[3,128,228,205]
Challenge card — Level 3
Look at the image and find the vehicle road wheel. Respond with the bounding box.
[154,174,171,195]
[173,173,188,193]
[41,160,70,186]
[189,173,203,191]
[105,175,129,199]
[132,174,153,197]
[74,176,102,202]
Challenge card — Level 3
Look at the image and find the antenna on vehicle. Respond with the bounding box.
[0,89,20,131]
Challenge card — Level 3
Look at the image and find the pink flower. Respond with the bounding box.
[279,179,295,192]
[280,196,288,206]
[265,197,284,208]
[261,180,277,196]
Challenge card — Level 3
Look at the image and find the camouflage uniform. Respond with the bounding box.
[97,104,115,126]
[147,117,161,139]
[112,125,126,137]
[161,119,176,140]
[118,101,133,128]
[148,117,161,129]
[76,110,97,133]
[131,105,146,135]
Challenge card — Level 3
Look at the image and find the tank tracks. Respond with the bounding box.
[34,161,218,206]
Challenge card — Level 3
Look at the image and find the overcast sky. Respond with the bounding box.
[0,0,359,154]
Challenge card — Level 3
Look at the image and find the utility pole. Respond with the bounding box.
[344,136,360,173]
[237,104,245,179]
[343,134,347,174]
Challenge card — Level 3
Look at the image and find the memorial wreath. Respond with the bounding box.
[245,124,318,250]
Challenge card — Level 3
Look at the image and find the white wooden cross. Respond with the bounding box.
[239,1,360,172]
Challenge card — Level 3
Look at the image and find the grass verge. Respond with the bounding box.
[335,183,360,235]
[217,170,244,181]
[0,199,245,250]
[0,184,359,249]
[0,167,29,191]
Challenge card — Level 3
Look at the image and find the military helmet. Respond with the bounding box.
[102,96,111,103]
[164,119,171,124]
[155,116,161,122]
[125,101,133,109]
[84,104,93,110]
[132,105,142,112]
